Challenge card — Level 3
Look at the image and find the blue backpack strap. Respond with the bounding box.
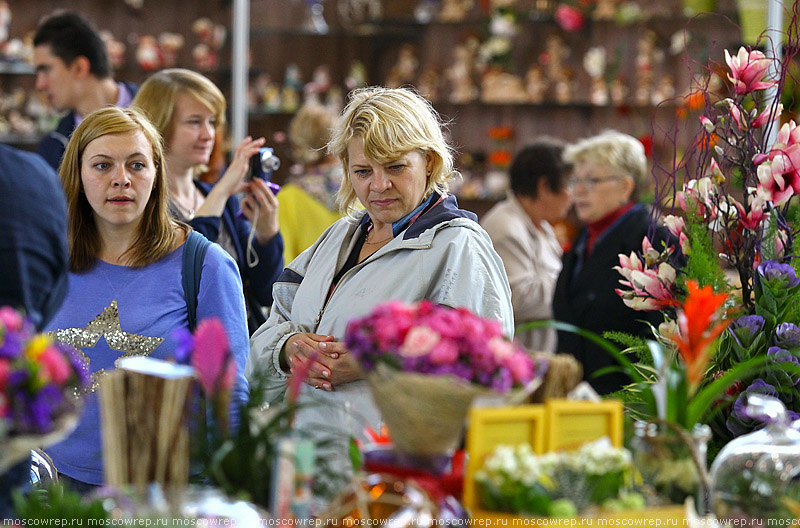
[181,230,212,332]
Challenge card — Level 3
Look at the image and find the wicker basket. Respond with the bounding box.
[367,364,486,455]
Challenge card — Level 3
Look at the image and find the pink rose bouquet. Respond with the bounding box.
[345,300,545,393]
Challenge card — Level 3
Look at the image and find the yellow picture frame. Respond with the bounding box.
[463,405,546,511]
[544,399,624,452]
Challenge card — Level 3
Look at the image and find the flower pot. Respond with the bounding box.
[367,365,485,455]
[631,421,711,513]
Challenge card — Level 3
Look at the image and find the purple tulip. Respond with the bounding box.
[775,323,800,349]
[729,315,765,348]
[758,261,800,288]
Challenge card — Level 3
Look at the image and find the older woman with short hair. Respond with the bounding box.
[553,130,670,395]
[247,86,513,475]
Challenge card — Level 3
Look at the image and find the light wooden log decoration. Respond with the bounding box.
[99,356,195,489]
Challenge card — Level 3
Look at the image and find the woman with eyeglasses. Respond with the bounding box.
[552,130,672,395]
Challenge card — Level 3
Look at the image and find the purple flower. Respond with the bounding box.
[775,323,800,349]
[728,315,765,348]
[58,343,90,389]
[0,331,23,359]
[12,383,63,434]
[171,327,195,364]
[727,379,779,436]
[767,346,799,364]
[758,261,800,288]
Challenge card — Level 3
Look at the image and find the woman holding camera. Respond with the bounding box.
[133,69,283,333]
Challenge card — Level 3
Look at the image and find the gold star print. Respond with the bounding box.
[50,300,164,393]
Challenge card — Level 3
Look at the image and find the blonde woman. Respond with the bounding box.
[279,102,343,263]
[133,69,283,333]
[247,86,513,476]
[44,106,249,491]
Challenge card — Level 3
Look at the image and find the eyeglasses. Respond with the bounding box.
[567,176,621,190]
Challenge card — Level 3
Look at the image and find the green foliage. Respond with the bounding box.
[761,212,780,262]
[603,330,653,365]
[193,375,346,509]
[682,209,730,294]
[13,483,108,520]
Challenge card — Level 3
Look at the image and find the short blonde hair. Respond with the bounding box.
[59,106,187,272]
[289,102,338,166]
[564,130,647,202]
[132,68,226,146]
[328,86,455,217]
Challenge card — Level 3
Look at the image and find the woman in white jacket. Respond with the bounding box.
[246,86,513,476]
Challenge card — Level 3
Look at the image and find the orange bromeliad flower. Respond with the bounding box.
[671,280,731,388]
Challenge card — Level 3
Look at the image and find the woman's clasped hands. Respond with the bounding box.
[284,333,362,391]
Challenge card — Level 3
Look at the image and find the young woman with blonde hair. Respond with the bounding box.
[44,106,249,491]
[133,68,283,333]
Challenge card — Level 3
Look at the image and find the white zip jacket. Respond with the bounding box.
[246,194,513,474]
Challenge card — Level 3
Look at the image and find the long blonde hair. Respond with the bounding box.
[328,86,456,217]
[132,68,226,145]
[59,106,187,272]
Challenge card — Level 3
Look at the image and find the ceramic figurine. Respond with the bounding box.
[592,0,618,20]
[417,65,441,102]
[609,76,629,106]
[589,77,609,106]
[339,0,383,26]
[100,31,127,70]
[345,60,368,91]
[191,42,217,72]
[439,0,473,22]
[525,65,547,103]
[446,39,479,104]
[651,74,675,105]
[158,32,184,69]
[481,69,528,103]
[325,85,344,115]
[263,82,282,113]
[386,44,418,88]
[135,35,161,71]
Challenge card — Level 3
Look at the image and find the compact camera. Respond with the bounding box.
[249,147,282,194]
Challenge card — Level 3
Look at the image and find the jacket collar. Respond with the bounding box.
[358,192,477,241]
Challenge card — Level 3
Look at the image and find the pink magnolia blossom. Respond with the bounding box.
[700,115,714,132]
[615,249,678,311]
[756,151,800,206]
[727,99,745,130]
[663,215,690,254]
[554,4,584,32]
[752,103,782,129]
[725,47,777,95]
[192,317,235,395]
[39,346,71,384]
[400,326,441,358]
[733,199,766,230]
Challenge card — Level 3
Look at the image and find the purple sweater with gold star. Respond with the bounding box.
[43,241,249,485]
